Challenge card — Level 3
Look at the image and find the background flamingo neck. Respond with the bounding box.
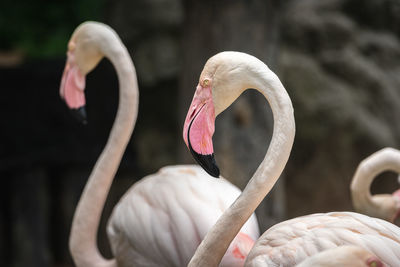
[69,35,138,267]
[351,148,400,217]
[189,71,295,267]
[351,162,378,215]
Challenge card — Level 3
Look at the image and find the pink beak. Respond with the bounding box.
[60,51,87,124]
[183,84,219,177]
[392,189,400,223]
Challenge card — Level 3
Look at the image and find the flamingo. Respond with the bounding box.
[182,51,400,266]
[351,147,400,223]
[60,22,259,267]
[296,246,384,267]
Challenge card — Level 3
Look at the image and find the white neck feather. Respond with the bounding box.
[189,61,295,266]
[69,29,138,267]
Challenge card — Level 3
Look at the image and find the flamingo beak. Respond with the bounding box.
[392,189,400,224]
[60,51,87,124]
[71,106,87,124]
[183,84,219,178]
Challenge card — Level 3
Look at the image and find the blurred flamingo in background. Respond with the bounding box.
[183,51,400,266]
[60,22,259,267]
[351,147,400,223]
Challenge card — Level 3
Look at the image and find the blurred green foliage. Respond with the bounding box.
[0,0,105,58]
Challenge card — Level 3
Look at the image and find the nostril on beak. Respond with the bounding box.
[189,106,197,120]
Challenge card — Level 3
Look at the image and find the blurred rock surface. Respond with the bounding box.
[280,0,400,217]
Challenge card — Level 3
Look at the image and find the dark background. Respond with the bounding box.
[1,0,400,266]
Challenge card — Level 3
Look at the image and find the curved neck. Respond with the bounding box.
[189,71,295,266]
[69,37,139,267]
[350,148,400,215]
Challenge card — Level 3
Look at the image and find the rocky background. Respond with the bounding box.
[1,0,399,266]
[280,0,400,216]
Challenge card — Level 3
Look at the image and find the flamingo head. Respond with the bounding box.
[183,52,263,177]
[59,22,110,123]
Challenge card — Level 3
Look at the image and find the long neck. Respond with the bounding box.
[189,71,295,266]
[69,38,139,267]
[350,148,400,216]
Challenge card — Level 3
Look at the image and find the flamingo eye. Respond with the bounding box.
[367,258,382,267]
[68,40,76,51]
[202,78,210,87]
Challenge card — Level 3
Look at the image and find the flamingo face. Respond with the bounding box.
[183,52,267,178]
[59,24,104,124]
[183,79,219,177]
[60,41,87,123]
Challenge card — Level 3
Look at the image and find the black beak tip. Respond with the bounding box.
[189,147,220,178]
[71,106,88,125]
[187,116,219,177]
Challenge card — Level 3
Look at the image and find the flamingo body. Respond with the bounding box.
[107,165,259,267]
[183,52,400,267]
[296,245,384,267]
[245,212,400,266]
